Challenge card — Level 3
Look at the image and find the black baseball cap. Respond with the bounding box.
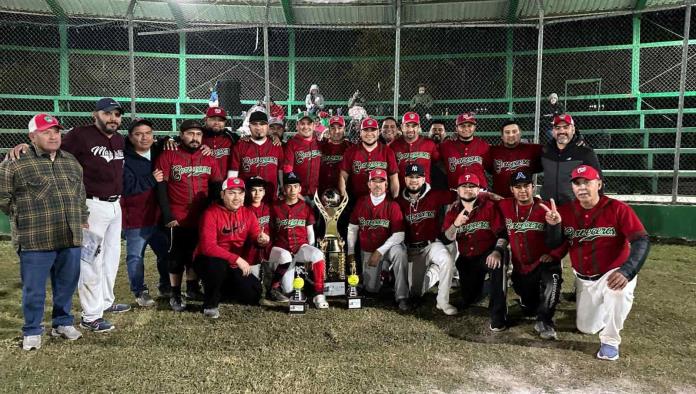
[405,163,425,177]
[510,170,533,186]
[246,176,266,189]
[95,97,122,113]
[128,118,153,134]
[180,119,204,133]
[249,111,268,124]
[283,172,301,185]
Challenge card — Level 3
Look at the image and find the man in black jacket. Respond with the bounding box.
[541,114,601,206]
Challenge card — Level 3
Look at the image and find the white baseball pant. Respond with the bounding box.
[267,245,325,294]
[408,241,454,306]
[360,244,408,301]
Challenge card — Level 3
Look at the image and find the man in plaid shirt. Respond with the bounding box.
[0,114,89,351]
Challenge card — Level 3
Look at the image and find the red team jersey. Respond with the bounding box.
[247,203,271,263]
[350,196,404,253]
[340,143,398,197]
[156,149,222,228]
[498,197,567,275]
[485,143,543,198]
[397,188,454,244]
[390,137,440,185]
[270,199,316,254]
[203,134,234,176]
[229,138,283,200]
[195,204,261,268]
[558,196,647,277]
[438,137,490,190]
[282,134,322,196]
[319,140,351,193]
[442,197,503,258]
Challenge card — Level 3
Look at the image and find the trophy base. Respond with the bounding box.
[347,296,362,309]
[289,300,307,314]
[324,281,346,297]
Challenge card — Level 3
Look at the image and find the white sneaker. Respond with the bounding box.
[22,335,41,351]
[313,294,329,309]
[436,302,458,316]
[203,308,220,319]
[421,266,440,294]
[50,325,83,341]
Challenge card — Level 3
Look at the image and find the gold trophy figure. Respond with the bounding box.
[314,189,349,297]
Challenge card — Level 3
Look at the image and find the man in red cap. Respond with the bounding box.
[438,112,490,190]
[347,169,409,310]
[156,119,223,312]
[319,116,352,195]
[544,165,650,361]
[390,111,440,192]
[229,111,284,201]
[0,114,88,350]
[193,177,270,318]
[339,117,399,199]
[441,172,508,331]
[202,106,238,177]
[541,114,601,206]
[283,113,322,200]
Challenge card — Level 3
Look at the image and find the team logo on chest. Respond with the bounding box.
[457,220,490,235]
[564,226,617,243]
[448,156,482,172]
[242,156,278,172]
[171,165,212,181]
[494,159,530,174]
[275,218,306,228]
[358,217,390,229]
[295,150,321,164]
[258,215,270,227]
[406,210,436,224]
[396,151,430,163]
[352,160,386,174]
[505,219,544,232]
[213,148,230,158]
[322,154,342,164]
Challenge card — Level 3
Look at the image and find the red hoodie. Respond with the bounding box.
[194,203,262,268]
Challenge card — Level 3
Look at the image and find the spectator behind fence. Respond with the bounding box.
[410,84,434,114]
[0,114,88,350]
[305,84,325,115]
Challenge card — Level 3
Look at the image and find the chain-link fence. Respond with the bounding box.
[0,5,694,201]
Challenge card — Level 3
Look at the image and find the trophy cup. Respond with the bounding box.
[346,255,362,309]
[289,262,307,315]
[314,189,349,297]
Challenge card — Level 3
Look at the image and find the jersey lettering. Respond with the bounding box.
[171,165,212,181]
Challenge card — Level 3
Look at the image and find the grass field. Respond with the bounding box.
[0,241,694,393]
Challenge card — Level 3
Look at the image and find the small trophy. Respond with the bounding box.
[315,189,349,297]
[346,255,362,309]
[289,262,307,315]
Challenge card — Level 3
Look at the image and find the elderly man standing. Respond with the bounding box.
[0,114,88,350]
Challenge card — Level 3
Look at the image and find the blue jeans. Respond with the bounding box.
[20,247,80,336]
[124,226,169,296]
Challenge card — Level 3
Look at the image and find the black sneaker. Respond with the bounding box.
[185,287,204,301]
[169,296,186,312]
[158,284,172,298]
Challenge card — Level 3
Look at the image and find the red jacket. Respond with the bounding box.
[194,203,262,268]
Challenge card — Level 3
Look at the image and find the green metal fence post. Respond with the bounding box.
[288,30,295,116]
[176,32,186,131]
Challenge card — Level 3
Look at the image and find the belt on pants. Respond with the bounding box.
[87,195,120,202]
[407,240,431,249]
[575,272,602,281]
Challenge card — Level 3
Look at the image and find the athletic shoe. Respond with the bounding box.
[50,325,83,341]
[169,296,186,312]
[103,303,131,313]
[489,322,507,332]
[436,302,458,316]
[313,294,329,309]
[80,318,115,333]
[203,308,220,319]
[268,288,289,303]
[158,284,172,298]
[135,290,156,307]
[185,287,204,301]
[597,343,620,361]
[422,266,439,294]
[22,335,41,351]
[534,321,558,340]
[397,299,412,312]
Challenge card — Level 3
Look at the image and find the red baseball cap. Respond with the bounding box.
[402,111,420,125]
[456,112,476,125]
[329,116,345,127]
[369,169,387,180]
[570,165,600,181]
[222,176,245,191]
[553,114,574,126]
[361,118,379,130]
[28,113,63,133]
[456,173,481,187]
[205,107,227,119]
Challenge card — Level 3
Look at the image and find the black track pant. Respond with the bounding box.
[511,261,563,325]
[456,251,507,327]
[194,256,262,308]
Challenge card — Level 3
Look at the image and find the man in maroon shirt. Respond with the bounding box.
[229,111,283,201]
[544,165,650,360]
[283,114,321,200]
[245,176,272,267]
[193,177,270,318]
[390,112,440,192]
[397,164,457,315]
[438,112,490,190]
[156,120,223,312]
[498,170,566,340]
[347,169,409,310]
[380,117,399,145]
[485,120,543,198]
[339,118,399,199]
[319,116,351,195]
[267,172,328,309]
[441,173,508,331]
[202,106,237,177]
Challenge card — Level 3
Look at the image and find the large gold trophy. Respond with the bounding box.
[314,189,350,298]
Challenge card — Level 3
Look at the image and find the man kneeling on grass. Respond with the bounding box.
[544,165,650,361]
[193,177,270,318]
[0,114,88,350]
